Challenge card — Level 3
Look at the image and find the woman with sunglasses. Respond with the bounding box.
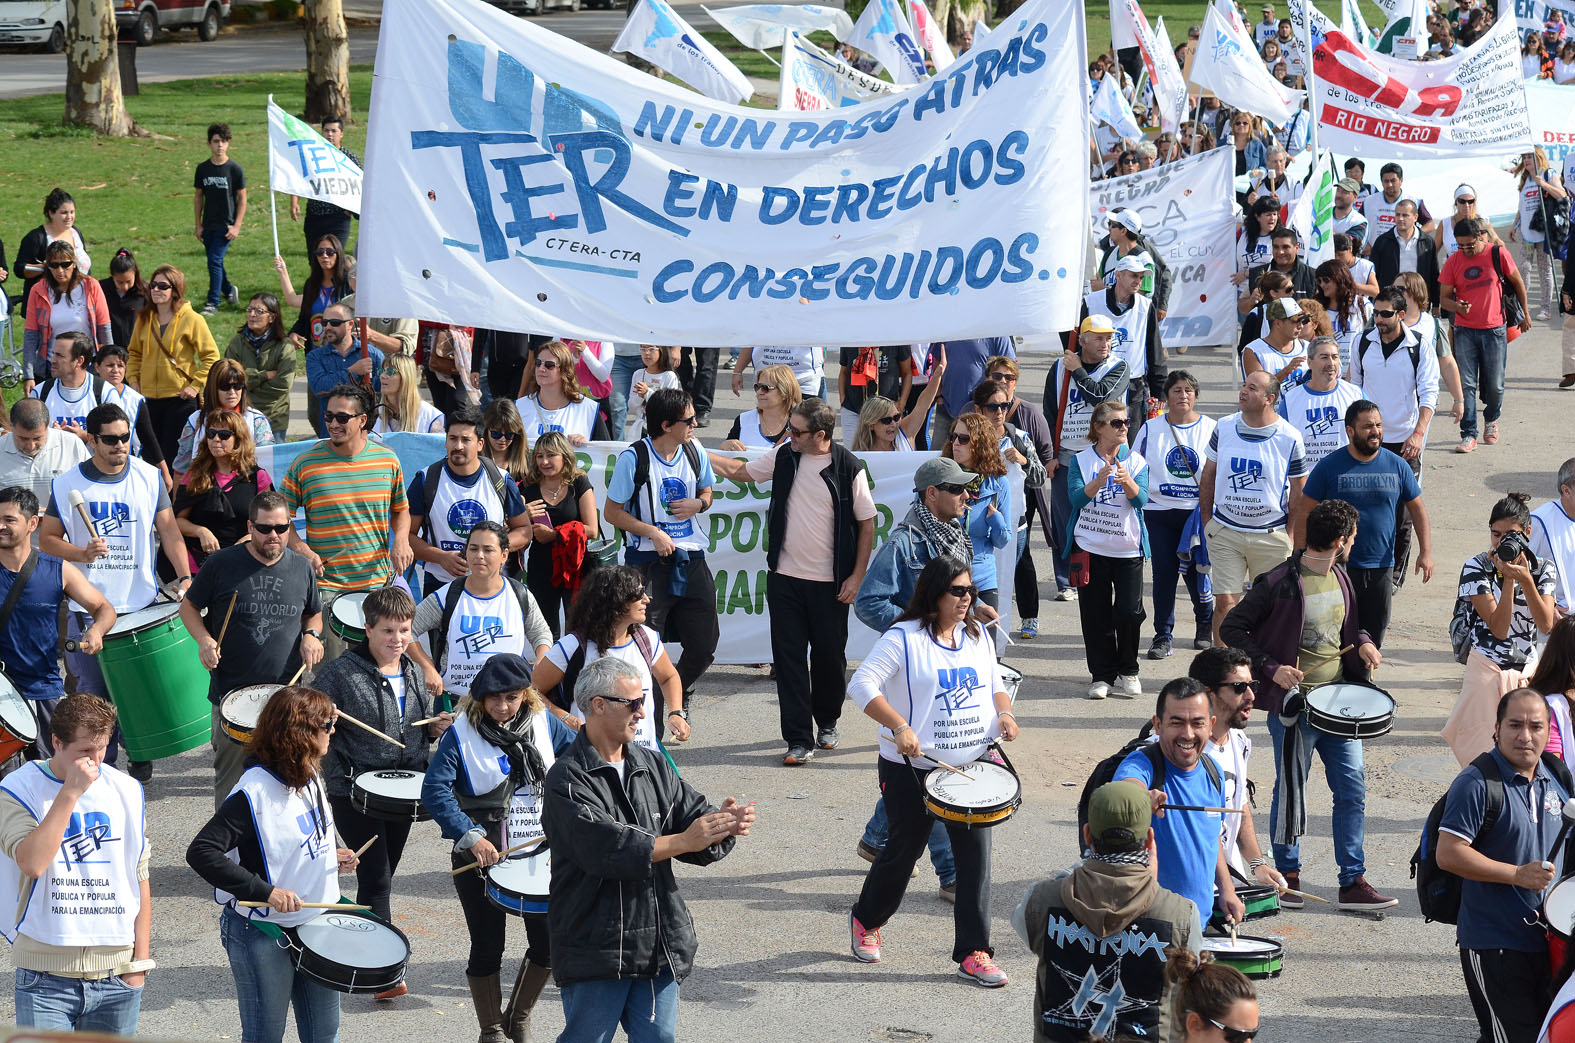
[172,359,273,474]
[482,399,531,484]
[420,654,574,1043]
[275,234,351,349]
[850,395,919,451]
[21,240,112,390]
[514,340,608,446]
[1436,184,1505,259]
[520,432,598,636]
[1511,147,1566,321]
[127,263,221,462]
[532,565,687,742]
[1066,401,1150,700]
[847,555,1018,987]
[186,685,362,1043]
[224,292,294,442]
[99,248,147,348]
[1312,260,1368,368]
[941,412,1012,616]
[175,408,270,569]
[720,363,801,450]
[372,353,445,436]
[1167,949,1259,1043]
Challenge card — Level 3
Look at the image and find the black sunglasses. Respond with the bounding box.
[935,482,968,495]
[205,429,235,441]
[323,411,363,426]
[877,415,901,426]
[988,372,1014,382]
[1205,1016,1260,1043]
[252,522,292,534]
[94,433,131,446]
[752,382,774,393]
[630,587,649,602]
[47,261,74,270]
[1104,418,1130,429]
[786,424,810,437]
[322,318,351,328]
[218,382,246,392]
[949,432,972,444]
[1216,681,1253,694]
[149,281,173,291]
[488,430,517,441]
[946,584,978,599]
[315,718,338,733]
[1373,309,1399,318]
[983,401,1011,412]
[596,694,644,712]
[536,359,560,369]
[314,248,338,257]
[1456,197,1476,205]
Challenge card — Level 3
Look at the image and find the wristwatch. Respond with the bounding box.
[668,708,689,721]
[303,628,323,640]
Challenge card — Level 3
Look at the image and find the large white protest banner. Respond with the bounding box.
[1089,148,1237,349]
[779,30,895,111]
[1191,5,1298,123]
[705,3,853,49]
[1515,0,1575,36]
[267,97,362,212]
[357,0,1090,346]
[1308,18,1532,160]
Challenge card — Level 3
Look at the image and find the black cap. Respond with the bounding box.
[470,653,533,698]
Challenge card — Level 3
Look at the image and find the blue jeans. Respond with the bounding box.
[14,969,143,1034]
[220,907,341,1043]
[861,797,956,885]
[1452,324,1507,440]
[556,966,677,1043]
[1265,710,1367,886]
[1146,507,1213,642]
[201,227,235,308]
[1049,460,1073,590]
[607,352,643,439]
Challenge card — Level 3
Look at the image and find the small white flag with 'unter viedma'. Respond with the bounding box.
[267,96,362,213]
[614,0,753,104]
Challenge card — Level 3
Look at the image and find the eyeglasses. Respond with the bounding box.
[149,281,173,292]
[252,522,292,535]
[596,694,644,712]
[877,415,901,426]
[323,411,363,426]
[752,382,774,393]
[677,415,699,428]
[1203,1016,1260,1043]
[1216,681,1254,694]
[1106,418,1130,429]
[314,248,338,257]
[1456,197,1476,205]
[95,433,131,446]
[946,584,978,599]
[949,432,972,444]
[1373,309,1398,318]
[315,719,337,733]
[46,261,74,270]
[205,429,235,442]
[219,382,245,392]
[488,430,517,441]
[935,482,968,495]
[988,372,1014,382]
[536,359,560,369]
[321,318,351,328]
[786,424,810,437]
[245,306,271,316]
[983,401,1011,413]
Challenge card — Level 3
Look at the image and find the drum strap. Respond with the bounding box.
[0,551,39,657]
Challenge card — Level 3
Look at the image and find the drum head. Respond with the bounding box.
[354,769,425,800]
[331,593,370,631]
[1306,682,1395,719]
[293,911,409,966]
[1548,878,1575,935]
[221,685,279,730]
[1201,935,1282,958]
[109,602,181,636]
[487,850,552,893]
[0,674,36,741]
[923,761,1020,810]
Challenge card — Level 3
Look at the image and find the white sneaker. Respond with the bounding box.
[1054,587,1078,602]
[1115,674,1142,697]
[1537,308,1552,322]
[1087,681,1110,700]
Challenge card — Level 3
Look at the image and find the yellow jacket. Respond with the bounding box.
[127,300,220,399]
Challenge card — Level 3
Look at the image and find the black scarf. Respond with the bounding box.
[477,708,547,789]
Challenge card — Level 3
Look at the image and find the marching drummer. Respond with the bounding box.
[314,585,450,999]
[179,489,324,806]
[0,694,153,1034]
[185,685,361,1043]
[845,555,1019,988]
[39,403,192,778]
[420,653,573,1043]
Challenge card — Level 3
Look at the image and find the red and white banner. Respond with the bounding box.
[1309,16,1532,159]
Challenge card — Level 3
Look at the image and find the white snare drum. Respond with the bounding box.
[350,769,431,822]
[285,909,411,994]
[329,592,372,645]
[1201,934,1284,979]
[0,674,38,763]
[1547,877,1575,940]
[921,757,1022,828]
[485,848,552,917]
[1304,682,1395,739]
[999,662,1023,703]
[219,684,280,745]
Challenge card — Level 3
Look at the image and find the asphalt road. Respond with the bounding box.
[2,299,1570,1041]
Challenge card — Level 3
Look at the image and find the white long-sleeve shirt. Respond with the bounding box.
[1347,325,1439,442]
[848,620,1003,767]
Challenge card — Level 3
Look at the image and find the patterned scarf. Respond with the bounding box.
[911,502,972,564]
[1091,849,1150,867]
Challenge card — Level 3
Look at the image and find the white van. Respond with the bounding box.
[0,0,68,53]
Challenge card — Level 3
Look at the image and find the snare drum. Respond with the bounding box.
[1546,877,1575,971]
[329,592,372,645]
[1201,934,1284,979]
[0,674,38,763]
[1304,682,1395,739]
[1211,885,1280,927]
[485,848,552,917]
[921,754,1022,828]
[998,662,1023,703]
[219,684,280,745]
[350,769,431,822]
[284,909,411,994]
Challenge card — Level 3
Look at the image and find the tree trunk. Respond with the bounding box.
[931,0,989,49]
[304,0,352,123]
[64,0,138,136]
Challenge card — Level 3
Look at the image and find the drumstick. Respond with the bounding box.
[985,618,1015,646]
[1299,643,1356,665]
[1277,886,1331,904]
[1162,804,1244,814]
[353,835,378,858]
[449,836,546,877]
[333,709,405,749]
[236,901,373,911]
[409,715,446,727]
[66,489,95,539]
[216,590,239,647]
[287,662,308,686]
[918,753,974,780]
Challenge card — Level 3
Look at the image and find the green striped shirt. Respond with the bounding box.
[281,441,408,591]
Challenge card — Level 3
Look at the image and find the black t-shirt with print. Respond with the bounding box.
[195,159,246,230]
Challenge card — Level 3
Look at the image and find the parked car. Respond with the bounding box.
[116,0,231,46]
[0,0,67,53]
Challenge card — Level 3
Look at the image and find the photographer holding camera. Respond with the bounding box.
[1443,492,1561,766]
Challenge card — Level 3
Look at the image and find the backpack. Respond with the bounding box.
[546,627,659,712]
[626,438,702,533]
[433,576,536,678]
[1075,721,1222,855]
[420,457,508,544]
[38,375,107,414]
[1448,591,1475,665]
[1410,751,1574,924]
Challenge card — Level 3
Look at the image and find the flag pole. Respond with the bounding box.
[1301,4,1319,159]
[266,96,281,261]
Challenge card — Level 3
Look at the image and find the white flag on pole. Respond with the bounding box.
[907,0,954,69]
[778,28,894,110]
[614,0,753,104]
[1090,71,1143,140]
[1191,4,1297,121]
[704,4,853,49]
[1153,18,1189,121]
[267,96,363,213]
[1341,0,1375,46]
[846,0,928,84]
[1288,149,1338,266]
[1124,0,1186,132]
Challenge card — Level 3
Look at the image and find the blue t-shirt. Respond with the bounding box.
[607,438,717,554]
[1113,748,1224,920]
[1440,748,1571,952]
[1301,447,1421,568]
[962,473,1012,591]
[931,337,1015,417]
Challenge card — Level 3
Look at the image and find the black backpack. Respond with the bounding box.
[1075,722,1222,855]
[1411,750,1574,924]
[419,458,509,544]
[545,628,659,712]
[625,438,702,528]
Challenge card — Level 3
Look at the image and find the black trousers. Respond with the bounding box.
[636,554,719,693]
[450,818,550,977]
[679,347,720,415]
[767,573,850,749]
[1078,552,1146,682]
[329,795,413,924]
[1014,499,1040,619]
[1460,947,1551,1043]
[852,757,993,963]
[146,396,198,465]
[1382,441,1423,590]
[1347,565,1394,649]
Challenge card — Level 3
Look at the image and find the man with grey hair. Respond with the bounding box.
[0,398,90,537]
[544,654,754,1043]
[1531,456,1575,614]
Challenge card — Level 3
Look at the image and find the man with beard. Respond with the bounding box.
[179,490,323,805]
[1294,400,1433,648]
[1220,498,1394,912]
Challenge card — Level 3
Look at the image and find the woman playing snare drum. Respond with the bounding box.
[421,654,574,1043]
[186,685,361,1043]
[846,556,1019,988]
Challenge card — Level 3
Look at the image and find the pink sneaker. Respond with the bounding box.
[850,912,882,963]
[1483,421,1499,445]
[958,950,1009,988]
[1455,437,1477,454]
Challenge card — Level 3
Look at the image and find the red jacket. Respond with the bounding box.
[24,276,112,379]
